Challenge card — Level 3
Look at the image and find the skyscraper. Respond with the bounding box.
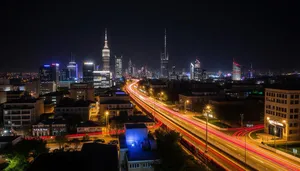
[190,63,194,80]
[115,56,122,79]
[102,28,110,71]
[67,61,78,80]
[39,63,59,83]
[194,59,201,81]
[128,59,132,76]
[83,62,95,83]
[93,71,112,88]
[160,29,169,78]
[232,60,241,81]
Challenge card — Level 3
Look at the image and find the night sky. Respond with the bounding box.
[1,2,299,72]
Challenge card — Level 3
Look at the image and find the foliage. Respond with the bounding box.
[55,135,68,149]
[82,134,90,141]
[72,138,80,150]
[154,129,206,171]
[3,139,49,171]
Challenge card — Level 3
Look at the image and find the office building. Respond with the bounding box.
[39,64,53,82]
[82,62,95,83]
[194,59,201,81]
[70,83,94,101]
[67,61,78,80]
[190,63,194,80]
[264,87,300,141]
[232,60,241,81]
[102,28,110,71]
[115,56,122,79]
[93,71,112,88]
[160,29,169,78]
[55,98,98,122]
[40,82,56,95]
[128,59,132,76]
[60,69,69,81]
[3,98,44,128]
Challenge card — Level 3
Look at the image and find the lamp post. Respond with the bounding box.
[205,105,211,153]
[105,111,109,135]
[240,113,246,163]
[184,100,189,113]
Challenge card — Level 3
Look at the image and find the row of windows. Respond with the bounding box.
[291,100,299,104]
[129,163,152,168]
[289,123,299,127]
[266,105,300,114]
[290,115,299,119]
[266,110,286,118]
[289,130,298,134]
[266,92,300,99]
[56,108,86,112]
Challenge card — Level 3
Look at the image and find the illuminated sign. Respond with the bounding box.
[52,63,59,66]
[44,65,50,67]
[268,120,284,127]
[84,62,94,65]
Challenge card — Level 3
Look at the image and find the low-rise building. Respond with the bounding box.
[32,119,67,136]
[100,100,133,118]
[265,86,300,141]
[0,136,22,149]
[119,124,158,171]
[3,98,44,128]
[55,98,98,121]
[40,91,69,105]
[70,83,94,101]
[76,121,103,133]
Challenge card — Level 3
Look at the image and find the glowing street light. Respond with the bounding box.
[204,104,211,153]
[184,100,189,113]
[105,111,109,134]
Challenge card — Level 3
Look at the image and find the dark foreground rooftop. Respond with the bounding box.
[28,143,118,171]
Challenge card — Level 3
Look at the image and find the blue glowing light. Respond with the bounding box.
[44,65,50,67]
[131,143,135,147]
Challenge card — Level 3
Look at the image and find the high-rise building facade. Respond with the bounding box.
[102,28,110,71]
[83,62,95,83]
[194,59,201,81]
[128,59,132,76]
[60,69,69,81]
[232,60,241,81]
[190,63,194,80]
[93,71,112,88]
[160,29,169,78]
[115,56,122,79]
[67,61,78,80]
[39,63,59,84]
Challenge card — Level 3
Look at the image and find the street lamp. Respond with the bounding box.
[240,113,246,163]
[205,105,211,153]
[105,111,109,135]
[184,100,189,113]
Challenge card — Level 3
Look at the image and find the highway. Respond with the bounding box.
[126,80,300,171]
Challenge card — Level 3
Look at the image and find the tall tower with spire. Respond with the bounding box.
[160,29,169,78]
[102,28,110,71]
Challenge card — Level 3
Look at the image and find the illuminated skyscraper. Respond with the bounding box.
[194,59,201,81]
[160,29,169,78]
[232,60,241,81]
[39,63,59,84]
[128,59,132,76]
[102,28,110,71]
[190,63,194,80]
[83,62,95,83]
[115,56,122,79]
[67,61,78,80]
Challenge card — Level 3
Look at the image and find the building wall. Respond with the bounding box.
[264,88,300,141]
[125,128,148,146]
[99,103,133,118]
[70,83,94,101]
[55,105,97,121]
[127,160,154,171]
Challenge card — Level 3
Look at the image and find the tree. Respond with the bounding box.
[154,129,206,171]
[55,135,67,149]
[3,139,49,171]
[72,138,80,150]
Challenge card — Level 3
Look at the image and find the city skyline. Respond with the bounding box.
[1,2,299,72]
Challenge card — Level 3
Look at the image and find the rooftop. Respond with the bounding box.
[77,121,101,127]
[127,146,158,161]
[125,123,147,129]
[40,91,69,97]
[100,99,131,104]
[5,98,40,104]
[266,84,300,91]
[28,144,118,171]
[0,136,20,142]
[56,98,95,107]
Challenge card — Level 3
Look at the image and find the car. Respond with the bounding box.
[94,139,105,143]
